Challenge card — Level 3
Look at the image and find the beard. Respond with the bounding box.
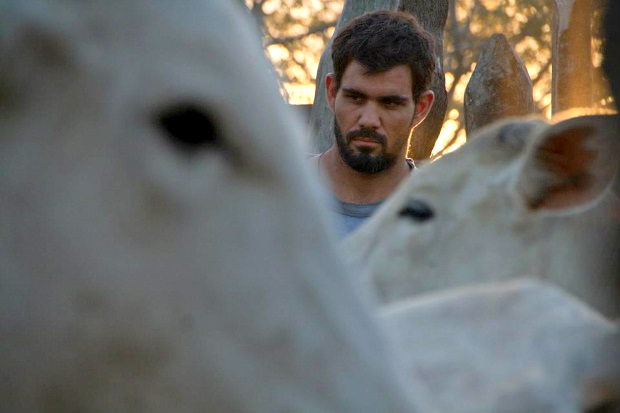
[334,121,396,174]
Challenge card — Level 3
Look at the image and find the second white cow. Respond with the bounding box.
[345,115,620,317]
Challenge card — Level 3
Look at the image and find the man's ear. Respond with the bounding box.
[412,90,434,128]
[325,73,337,113]
[514,115,620,215]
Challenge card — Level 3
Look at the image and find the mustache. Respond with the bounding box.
[346,128,387,145]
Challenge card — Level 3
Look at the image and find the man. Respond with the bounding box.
[311,10,436,237]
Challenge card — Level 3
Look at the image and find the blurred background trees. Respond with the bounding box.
[244,0,613,155]
[245,0,342,103]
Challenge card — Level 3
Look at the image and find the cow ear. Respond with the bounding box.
[1,4,77,103]
[515,115,619,215]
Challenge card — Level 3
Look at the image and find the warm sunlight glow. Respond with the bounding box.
[444,130,468,154]
[259,0,614,156]
[268,44,290,63]
[285,84,317,104]
[539,92,552,109]
[261,0,344,104]
[431,127,467,159]
[262,0,281,15]
[455,0,472,22]
[445,72,455,91]
[432,119,459,157]
[592,37,604,67]
[551,106,618,123]
[480,0,500,11]
[454,71,473,102]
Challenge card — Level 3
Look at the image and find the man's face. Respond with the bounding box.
[327,61,417,173]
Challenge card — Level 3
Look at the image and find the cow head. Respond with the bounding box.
[0,1,420,411]
[345,115,620,316]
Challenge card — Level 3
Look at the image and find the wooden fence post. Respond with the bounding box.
[464,34,533,137]
[602,0,620,196]
[551,0,593,114]
[603,0,619,102]
[307,0,448,160]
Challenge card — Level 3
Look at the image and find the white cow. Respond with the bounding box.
[345,115,620,317]
[1,1,618,412]
[382,278,620,413]
[0,1,422,411]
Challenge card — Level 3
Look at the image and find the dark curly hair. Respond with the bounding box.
[331,10,436,102]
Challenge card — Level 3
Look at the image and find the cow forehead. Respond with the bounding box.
[56,0,271,106]
[1,0,320,264]
[42,0,253,47]
[2,0,302,170]
[86,0,264,79]
[459,119,545,163]
[4,1,257,65]
[409,119,547,190]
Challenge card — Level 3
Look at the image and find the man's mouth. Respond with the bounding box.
[352,137,380,143]
[350,138,382,154]
[345,128,387,154]
[350,136,382,149]
[346,128,386,146]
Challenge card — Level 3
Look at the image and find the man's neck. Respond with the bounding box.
[320,147,411,204]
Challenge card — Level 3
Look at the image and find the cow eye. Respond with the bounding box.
[156,103,220,155]
[398,199,435,222]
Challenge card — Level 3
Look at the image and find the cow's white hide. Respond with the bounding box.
[2,2,619,412]
[345,116,620,317]
[382,278,620,413]
[0,1,423,412]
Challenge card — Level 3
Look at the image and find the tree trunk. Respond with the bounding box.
[308,0,448,161]
[603,0,619,102]
[464,34,533,138]
[400,0,449,160]
[602,0,620,197]
[551,0,593,114]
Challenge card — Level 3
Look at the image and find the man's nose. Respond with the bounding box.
[357,102,381,129]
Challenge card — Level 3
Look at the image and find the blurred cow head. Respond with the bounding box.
[0,1,420,411]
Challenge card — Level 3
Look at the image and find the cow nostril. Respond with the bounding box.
[398,199,435,222]
[156,104,219,155]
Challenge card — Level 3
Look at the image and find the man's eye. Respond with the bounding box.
[382,100,402,108]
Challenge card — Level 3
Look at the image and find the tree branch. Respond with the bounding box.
[266,21,337,46]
